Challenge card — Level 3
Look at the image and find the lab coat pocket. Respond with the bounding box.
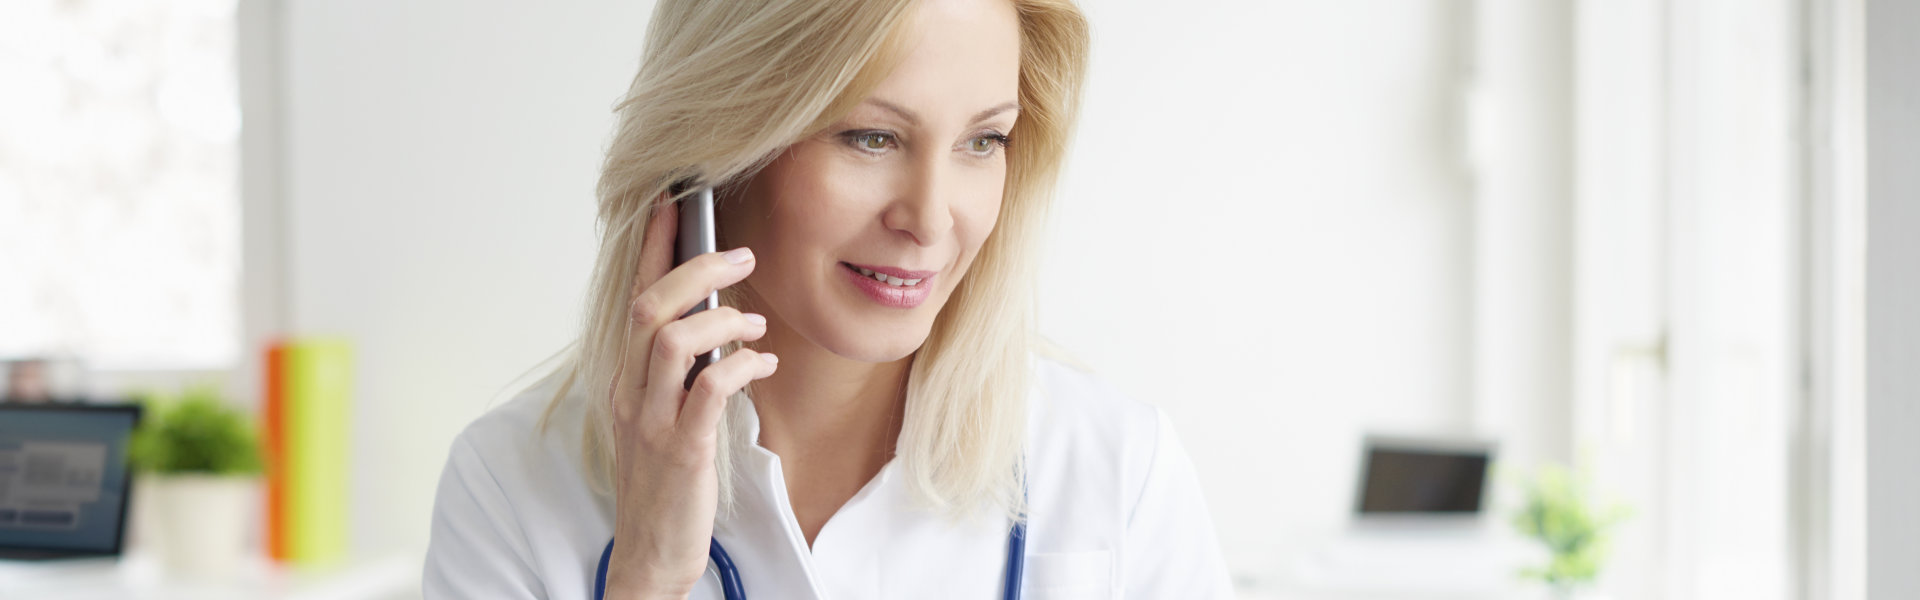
[1024,549,1113,599]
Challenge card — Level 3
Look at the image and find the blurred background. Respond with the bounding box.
[2,0,1915,598]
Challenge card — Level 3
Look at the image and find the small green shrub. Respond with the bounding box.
[1511,462,1630,590]
[127,383,264,476]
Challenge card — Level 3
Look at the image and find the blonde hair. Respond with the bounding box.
[536,0,1088,521]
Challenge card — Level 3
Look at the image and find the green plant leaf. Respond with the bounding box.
[125,383,264,476]
[1509,461,1631,586]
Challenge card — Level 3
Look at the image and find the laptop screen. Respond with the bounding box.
[0,404,140,555]
[1356,443,1490,515]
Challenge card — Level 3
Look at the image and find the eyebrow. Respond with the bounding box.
[865,99,1021,127]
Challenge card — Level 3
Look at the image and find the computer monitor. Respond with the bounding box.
[0,403,141,560]
[1354,434,1494,518]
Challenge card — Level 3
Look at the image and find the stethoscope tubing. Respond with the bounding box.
[1002,518,1027,600]
[593,519,1027,600]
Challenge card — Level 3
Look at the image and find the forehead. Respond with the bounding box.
[864,0,1021,121]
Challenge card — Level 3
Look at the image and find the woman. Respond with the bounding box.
[424,0,1232,597]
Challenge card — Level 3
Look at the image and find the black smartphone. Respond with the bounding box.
[671,183,721,390]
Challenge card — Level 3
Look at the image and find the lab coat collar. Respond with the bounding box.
[712,396,903,600]
[714,397,827,599]
[708,361,1043,598]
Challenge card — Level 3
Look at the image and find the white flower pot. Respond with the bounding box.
[145,474,257,579]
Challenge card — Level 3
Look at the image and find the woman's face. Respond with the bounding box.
[720,0,1022,363]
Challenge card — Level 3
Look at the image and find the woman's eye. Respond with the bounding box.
[966,133,1010,156]
[848,132,893,152]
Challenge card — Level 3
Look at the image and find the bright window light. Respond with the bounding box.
[0,0,240,370]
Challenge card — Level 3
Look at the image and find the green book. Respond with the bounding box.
[285,337,352,566]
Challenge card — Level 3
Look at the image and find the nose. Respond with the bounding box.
[880,154,955,247]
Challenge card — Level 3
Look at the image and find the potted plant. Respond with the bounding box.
[1510,462,1630,600]
[127,383,265,578]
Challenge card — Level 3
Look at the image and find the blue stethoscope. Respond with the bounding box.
[592,516,1027,600]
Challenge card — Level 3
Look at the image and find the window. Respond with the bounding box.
[0,0,240,370]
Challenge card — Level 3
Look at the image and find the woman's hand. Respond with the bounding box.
[603,199,778,599]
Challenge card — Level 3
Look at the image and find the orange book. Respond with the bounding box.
[264,341,289,562]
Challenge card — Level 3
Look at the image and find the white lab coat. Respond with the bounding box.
[423,355,1234,599]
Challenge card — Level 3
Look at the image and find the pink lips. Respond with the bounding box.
[840,261,936,309]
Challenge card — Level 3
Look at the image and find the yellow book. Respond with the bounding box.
[285,337,352,567]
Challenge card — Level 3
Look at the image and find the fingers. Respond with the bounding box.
[614,197,683,417]
[633,199,678,298]
[679,348,779,434]
[611,192,762,434]
[628,247,756,335]
[640,307,769,428]
[612,197,680,414]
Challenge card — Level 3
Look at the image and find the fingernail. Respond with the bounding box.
[760,352,779,364]
[724,247,754,264]
[744,313,766,326]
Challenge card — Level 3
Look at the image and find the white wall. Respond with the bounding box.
[1041,0,1477,575]
[281,0,644,557]
[277,0,1486,575]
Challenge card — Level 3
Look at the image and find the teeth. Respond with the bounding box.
[849,264,920,287]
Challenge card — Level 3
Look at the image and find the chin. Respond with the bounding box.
[814,316,935,363]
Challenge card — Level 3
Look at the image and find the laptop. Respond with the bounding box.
[1287,434,1516,595]
[0,403,141,561]
[1352,433,1495,524]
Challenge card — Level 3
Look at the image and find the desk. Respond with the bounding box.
[0,552,419,600]
[1225,527,1560,600]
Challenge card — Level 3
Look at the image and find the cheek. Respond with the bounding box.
[730,145,863,249]
[953,168,1007,265]
[764,153,889,248]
